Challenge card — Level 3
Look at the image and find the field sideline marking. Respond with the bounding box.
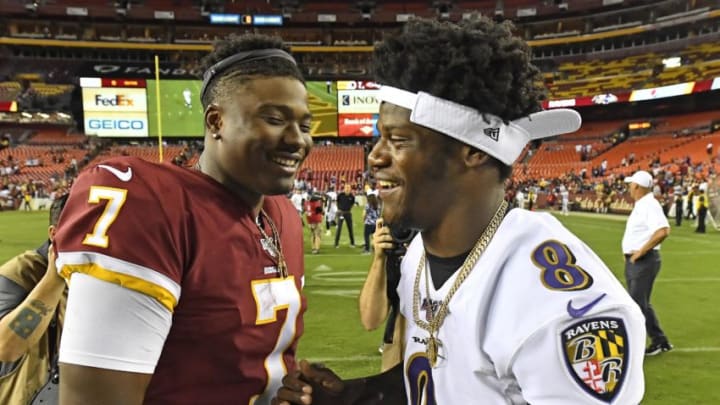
[307,347,720,362]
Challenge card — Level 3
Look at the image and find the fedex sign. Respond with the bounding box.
[95,94,135,107]
[82,88,147,112]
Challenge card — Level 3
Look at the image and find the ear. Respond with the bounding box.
[462,145,492,169]
[204,104,222,135]
[48,225,56,240]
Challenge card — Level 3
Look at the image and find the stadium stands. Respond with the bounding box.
[299,144,365,191]
[546,41,720,99]
[1,0,719,215]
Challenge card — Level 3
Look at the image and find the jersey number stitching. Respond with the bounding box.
[249,277,302,404]
[406,353,436,405]
[82,186,128,248]
[531,239,593,291]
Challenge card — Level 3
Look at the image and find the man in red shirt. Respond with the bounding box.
[54,33,312,405]
[305,194,324,254]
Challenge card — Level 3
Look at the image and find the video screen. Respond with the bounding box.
[146,79,204,137]
[306,81,338,137]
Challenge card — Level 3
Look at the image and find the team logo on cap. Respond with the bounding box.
[483,127,500,141]
[561,317,629,402]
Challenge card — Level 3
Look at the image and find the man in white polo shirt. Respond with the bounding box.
[623,170,672,356]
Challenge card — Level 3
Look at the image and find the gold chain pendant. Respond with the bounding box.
[278,259,288,278]
[412,200,508,368]
[427,334,440,367]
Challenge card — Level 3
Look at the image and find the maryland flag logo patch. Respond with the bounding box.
[561,317,629,403]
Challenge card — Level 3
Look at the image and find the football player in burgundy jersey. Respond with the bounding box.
[274,17,645,405]
[54,34,312,405]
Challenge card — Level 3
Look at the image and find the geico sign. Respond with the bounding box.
[88,119,145,130]
[95,94,134,107]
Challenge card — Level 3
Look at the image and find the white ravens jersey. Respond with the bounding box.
[398,209,645,405]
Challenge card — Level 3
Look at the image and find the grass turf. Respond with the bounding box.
[1,208,717,404]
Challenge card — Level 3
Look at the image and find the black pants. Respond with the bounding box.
[624,250,667,344]
[334,211,355,246]
[697,206,707,233]
[363,223,376,251]
[674,199,683,226]
[686,201,696,219]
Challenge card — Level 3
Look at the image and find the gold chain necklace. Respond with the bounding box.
[255,209,288,278]
[413,200,508,367]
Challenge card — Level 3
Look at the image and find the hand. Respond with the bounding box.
[43,244,65,286]
[372,219,393,259]
[629,250,643,264]
[272,360,344,405]
[273,360,385,405]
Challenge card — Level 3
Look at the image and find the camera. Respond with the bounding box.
[386,225,418,257]
[308,192,324,202]
[382,224,418,345]
[383,224,418,280]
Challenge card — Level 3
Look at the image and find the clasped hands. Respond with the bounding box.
[271,360,384,405]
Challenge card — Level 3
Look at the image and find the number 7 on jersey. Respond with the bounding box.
[82,186,128,248]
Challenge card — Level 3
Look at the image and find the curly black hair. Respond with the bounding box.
[200,33,304,109]
[373,17,546,179]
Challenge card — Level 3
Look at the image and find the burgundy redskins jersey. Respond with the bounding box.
[54,156,306,404]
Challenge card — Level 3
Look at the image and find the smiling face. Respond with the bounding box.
[205,76,313,198]
[368,102,461,231]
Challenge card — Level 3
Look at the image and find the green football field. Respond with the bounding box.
[1,208,718,404]
[146,79,205,137]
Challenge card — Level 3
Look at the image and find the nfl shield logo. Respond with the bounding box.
[483,127,500,141]
[561,317,629,403]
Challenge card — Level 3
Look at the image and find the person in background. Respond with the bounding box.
[182,88,193,109]
[362,194,380,254]
[274,16,645,405]
[0,194,68,404]
[695,185,708,233]
[54,33,312,405]
[527,187,535,211]
[560,184,570,216]
[685,186,696,220]
[672,183,683,226]
[622,170,673,356]
[514,187,524,209]
[305,193,324,254]
[334,184,356,248]
[358,218,405,372]
[324,186,338,236]
[289,188,305,223]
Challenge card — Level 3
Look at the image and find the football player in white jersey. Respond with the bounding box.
[273,16,645,405]
[182,87,192,109]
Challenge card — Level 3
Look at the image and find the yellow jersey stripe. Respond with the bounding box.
[55,251,181,305]
[59,262,177,312]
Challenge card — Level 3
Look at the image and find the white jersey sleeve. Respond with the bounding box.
[510,306,645,405]
[485,211,646,404]
[59,273,172,373]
